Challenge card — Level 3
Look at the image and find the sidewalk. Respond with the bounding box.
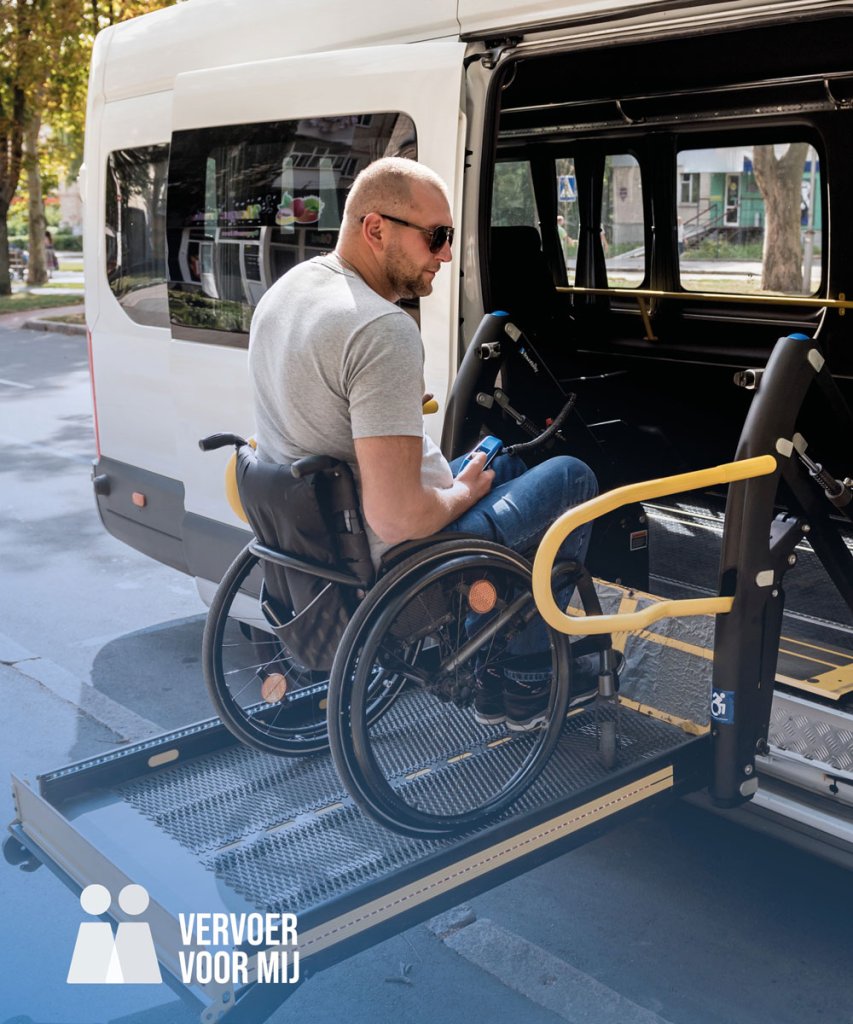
[0,301,86,335]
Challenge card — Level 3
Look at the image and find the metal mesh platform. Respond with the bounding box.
[117,704,689,915]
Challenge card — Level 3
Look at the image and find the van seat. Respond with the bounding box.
[489,226,565,340]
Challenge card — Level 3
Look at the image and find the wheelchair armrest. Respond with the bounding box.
[290,454,341,478]
[199,432,247,452]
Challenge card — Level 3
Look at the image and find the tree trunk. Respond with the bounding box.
[25,113,48,287]
[0,202,11,298]
[752,143,809,294]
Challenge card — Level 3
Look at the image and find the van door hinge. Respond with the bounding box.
[473,37,522,69]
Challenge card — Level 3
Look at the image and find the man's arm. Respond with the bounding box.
[355,435,493,545]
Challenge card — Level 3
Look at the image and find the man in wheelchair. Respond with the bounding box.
[248,157,597,732]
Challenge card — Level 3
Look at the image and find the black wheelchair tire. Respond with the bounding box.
[328,538,571,838]
[202,544,332,755]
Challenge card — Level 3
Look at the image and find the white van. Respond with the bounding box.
[84,0,853,862]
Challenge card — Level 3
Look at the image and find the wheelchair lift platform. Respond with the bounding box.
[9,697,707,1023]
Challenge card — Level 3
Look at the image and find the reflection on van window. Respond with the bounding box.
[105,145,170,328]
[167,113,416,346]
[556,154,645,288]
[678,142,822,295]
[492,161,538,229]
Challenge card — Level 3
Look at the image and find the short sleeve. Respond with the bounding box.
[344,312,425,439]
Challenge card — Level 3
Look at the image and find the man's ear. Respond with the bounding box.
[361,211,386,254]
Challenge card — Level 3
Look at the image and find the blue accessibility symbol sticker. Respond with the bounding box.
[710,689,735,724]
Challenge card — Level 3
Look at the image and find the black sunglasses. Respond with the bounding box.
[362,212,454,253]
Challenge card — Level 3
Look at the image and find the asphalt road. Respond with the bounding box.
[1,325,851,1024]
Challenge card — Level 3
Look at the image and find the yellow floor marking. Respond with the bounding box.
[447,752,473,764]
[617,696,709,736]
[405,768,433,780]
[796,663,853,698]
[562,577,853,701]
[779,647,846,671]
[780,635,853,662]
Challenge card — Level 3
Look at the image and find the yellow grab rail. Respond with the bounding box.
[531,454,777,636]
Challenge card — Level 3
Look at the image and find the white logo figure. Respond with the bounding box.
[67,883,162,984]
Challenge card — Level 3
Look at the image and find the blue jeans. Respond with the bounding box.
[445,453,597,661]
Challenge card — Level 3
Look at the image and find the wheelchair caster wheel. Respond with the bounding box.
[598,718,617,770]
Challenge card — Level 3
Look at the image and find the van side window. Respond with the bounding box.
[166,113,416,347]
[491,161,539,230]
[554,153,645,288]
[105,145,170,328]
[678,141,822,296]
[603,153,645,289]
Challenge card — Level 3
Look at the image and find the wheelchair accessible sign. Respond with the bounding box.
[710,689,735,724]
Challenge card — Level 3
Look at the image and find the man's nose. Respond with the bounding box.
[437,237,453,261]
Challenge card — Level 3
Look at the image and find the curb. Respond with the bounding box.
[22,316,87,336]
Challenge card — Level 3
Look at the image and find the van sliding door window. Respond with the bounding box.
[491,161,538,229]
[166,113,416,347]
[677,142,822,296]
[105,145,170,328]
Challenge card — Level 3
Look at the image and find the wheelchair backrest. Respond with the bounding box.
[234,444,374,671]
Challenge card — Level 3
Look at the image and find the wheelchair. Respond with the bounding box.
[199,427,618,838]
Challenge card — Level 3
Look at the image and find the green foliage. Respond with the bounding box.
[683,240,765,260]
[52,231,83,250]
[168,289,253,334]
[0,1,176,292]
[492,162,538,227]
[0,291,83,314]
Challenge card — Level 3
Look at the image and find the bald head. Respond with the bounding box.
[342,157,449,230]
[336,157,453,302]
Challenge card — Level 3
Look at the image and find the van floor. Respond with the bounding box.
[643,499,853,707]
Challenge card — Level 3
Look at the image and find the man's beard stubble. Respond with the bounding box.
[383,241,434,299]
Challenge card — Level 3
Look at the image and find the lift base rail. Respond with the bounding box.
[9,699,706,1023]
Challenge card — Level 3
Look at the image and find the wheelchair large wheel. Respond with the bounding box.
[204,545,407,757]
[328,538,571,838]
[202,545,332,755]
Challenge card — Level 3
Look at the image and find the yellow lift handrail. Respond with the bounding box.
[531,455,777,636]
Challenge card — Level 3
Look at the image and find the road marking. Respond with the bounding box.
[0,376,34,390]
[0,631,162,742]
[429,912,675,1024]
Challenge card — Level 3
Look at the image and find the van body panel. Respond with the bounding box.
[166,40,467,528]
[458,0,837,39]
[102,0,460,103]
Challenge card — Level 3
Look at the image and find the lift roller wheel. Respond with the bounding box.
[3,833,41,872]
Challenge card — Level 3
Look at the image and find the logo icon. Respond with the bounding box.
[67,883,162,984]
[710,689,736,724]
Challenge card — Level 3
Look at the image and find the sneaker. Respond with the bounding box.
[503,661,553,732]
[501,659,548,733]
[473,665,507,726]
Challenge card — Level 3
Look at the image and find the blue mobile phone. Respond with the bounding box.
[460,435,503,470]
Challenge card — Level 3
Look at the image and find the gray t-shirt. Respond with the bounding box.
[248,253,453,564]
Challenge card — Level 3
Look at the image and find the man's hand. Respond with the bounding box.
[355,436,494,545]
[454,450,495,504]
